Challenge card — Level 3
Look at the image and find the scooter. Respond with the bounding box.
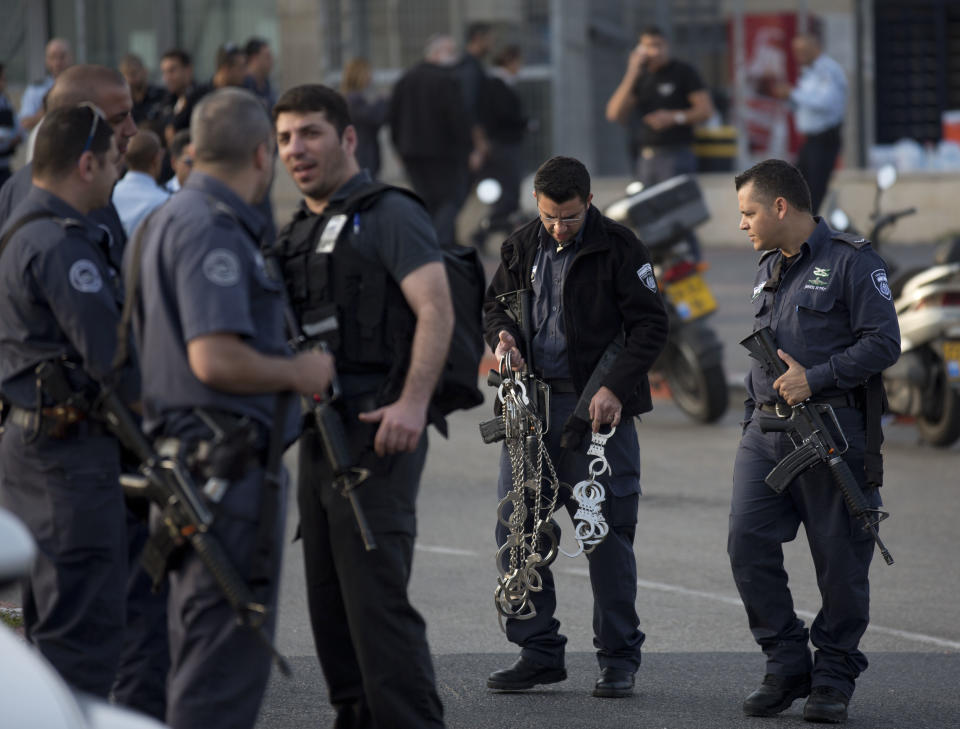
[605,175,728,423]
[828,165,960,447]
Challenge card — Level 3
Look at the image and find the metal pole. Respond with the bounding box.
[74,0,87,64]
[732,0,748,170]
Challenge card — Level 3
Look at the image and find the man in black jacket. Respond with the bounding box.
[483,156,669,698]
[389,35,473,247]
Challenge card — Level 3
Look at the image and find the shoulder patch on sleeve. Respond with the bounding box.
[636,262,658,291]
[871,269,893,300]
[69,259,104,293]
[832,231,870,249]
[202,248,242,287]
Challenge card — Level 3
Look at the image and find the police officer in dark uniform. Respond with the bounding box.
[483,156,669,698]
[0,105,137,697]
[730,159,900,724]
[272,84,453,729]
[130,87,334,729]
[0,64,169,720]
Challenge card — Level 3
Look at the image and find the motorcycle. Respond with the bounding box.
[605,175,728,423]
[828,165,960,447]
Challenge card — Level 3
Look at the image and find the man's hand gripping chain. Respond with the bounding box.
[490,354,611,630]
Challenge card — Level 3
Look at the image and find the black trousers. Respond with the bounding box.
[796,125,842,215]
[0,425,127,697]
[298,414,444,729]
[728,407,877,699]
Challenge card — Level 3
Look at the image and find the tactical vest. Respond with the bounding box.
[274,188,416,382]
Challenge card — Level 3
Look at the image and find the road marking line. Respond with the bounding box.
[416,544,480,557]
[414,546,960,651]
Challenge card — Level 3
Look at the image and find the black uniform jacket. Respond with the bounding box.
[483,206,669,417]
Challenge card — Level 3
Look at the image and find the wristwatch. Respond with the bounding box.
[674,111,687,125]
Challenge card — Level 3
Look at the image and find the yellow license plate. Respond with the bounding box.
[944,340,960,382]
[665,273,717,321]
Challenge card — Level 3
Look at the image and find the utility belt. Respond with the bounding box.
[757,391,859,419]
[7,404,107,439]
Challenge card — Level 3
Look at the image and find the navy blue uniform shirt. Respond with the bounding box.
[531,222,585,379]
[130,171,300,441]
[746,218,900,406]
[0,187,137,407]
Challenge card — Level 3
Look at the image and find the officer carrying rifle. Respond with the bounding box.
[126,87,334,729]
[729,159,900,724]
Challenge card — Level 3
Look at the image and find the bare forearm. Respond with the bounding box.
[188,335,297,394]
[605,74,638,124]
[399,303,454,408]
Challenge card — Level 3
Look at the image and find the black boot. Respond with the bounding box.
[742,673,811,716]
[803,686,849,723]
[592,667,635,698]
[486,656,566,691]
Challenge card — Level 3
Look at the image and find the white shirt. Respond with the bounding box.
[789,54,847,135]
[112,170,171,237]
[19,76,54,120]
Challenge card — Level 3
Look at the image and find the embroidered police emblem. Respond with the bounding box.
[871,269,892,300]
[808,266,831,286]
[68,259,103,293]
[202,248,241,287]
[751,283,764,301]
[637,263,657,292]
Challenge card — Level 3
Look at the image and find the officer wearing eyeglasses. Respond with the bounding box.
[0,105,139,698]
[483,155,668,698]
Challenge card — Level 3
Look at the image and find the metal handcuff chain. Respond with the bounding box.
[492,354,611,629]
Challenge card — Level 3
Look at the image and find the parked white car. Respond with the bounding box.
[0,508,168,729]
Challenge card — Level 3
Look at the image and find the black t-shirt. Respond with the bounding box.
[630,59,705,147]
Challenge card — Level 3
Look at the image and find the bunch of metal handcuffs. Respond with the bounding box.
[492,353,612,629]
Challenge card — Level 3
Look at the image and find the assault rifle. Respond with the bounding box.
[85,383,292,674]
[741,327,894,566]
[268,259,377,552]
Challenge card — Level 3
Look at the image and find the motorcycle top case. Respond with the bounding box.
[605,174,709,252]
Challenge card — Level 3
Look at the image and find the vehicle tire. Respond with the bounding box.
[662,342,729,423]
[916,364,960,447]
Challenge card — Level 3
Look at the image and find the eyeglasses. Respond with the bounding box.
[77,102,107,153]
[538,207,586,227]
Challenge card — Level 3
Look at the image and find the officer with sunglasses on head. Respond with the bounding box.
[0,104,139,699]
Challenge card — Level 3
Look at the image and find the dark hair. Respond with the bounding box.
[734,158,812,213]
[244,37,269,57]
[124,128,161,172]
[169,129,191,160]
[216,42,244,71]
[466,22,493,43]
[33,105,112,177]
[273,84,351,136]
[492,45,522,68]
[533,156,591,203]
[639,25,665,39]
[161,49,191,67]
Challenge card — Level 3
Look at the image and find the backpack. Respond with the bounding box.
[283,182,485,429]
